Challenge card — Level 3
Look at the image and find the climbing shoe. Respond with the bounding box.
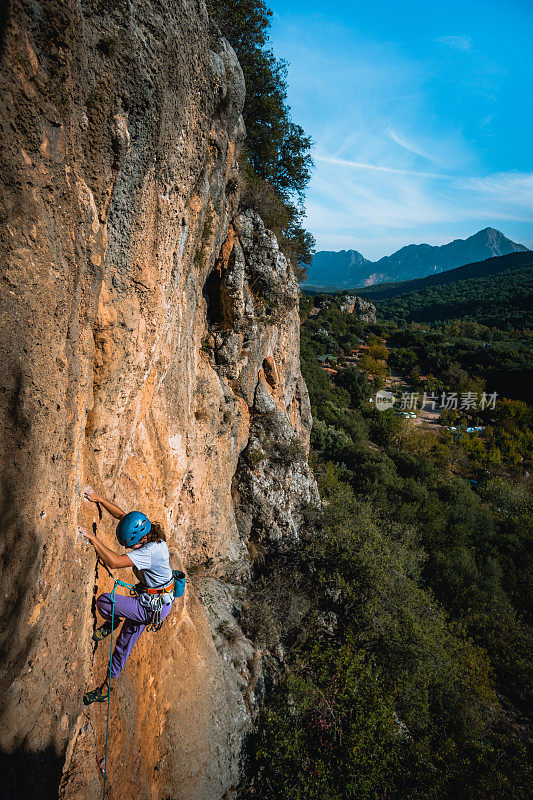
[83,685,109,706]
[92,619,120,642]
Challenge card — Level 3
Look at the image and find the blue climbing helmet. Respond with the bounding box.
[116,511,151,548]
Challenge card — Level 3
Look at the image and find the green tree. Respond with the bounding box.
[334,367,370,408]
[206,0,315,274]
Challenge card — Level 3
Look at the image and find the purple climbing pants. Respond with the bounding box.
[96,592,173,679]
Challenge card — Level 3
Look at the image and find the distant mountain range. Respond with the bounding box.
[304,228,529,289]
[368,250,533,330]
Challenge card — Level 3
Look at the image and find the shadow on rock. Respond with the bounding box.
[0,745,64,800]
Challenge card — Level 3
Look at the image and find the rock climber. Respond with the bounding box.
[79,486,175,705]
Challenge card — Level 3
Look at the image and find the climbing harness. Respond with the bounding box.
[129,570,186,631]
[129,570,185,599]
[129,579,170,631]
[135,579,175,595]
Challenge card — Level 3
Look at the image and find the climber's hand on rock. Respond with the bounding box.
[78,525,94,542]
[84,485,100,503]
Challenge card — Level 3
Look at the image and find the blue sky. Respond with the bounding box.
[269,0,533,259]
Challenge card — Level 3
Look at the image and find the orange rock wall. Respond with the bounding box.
[0,2,317,799]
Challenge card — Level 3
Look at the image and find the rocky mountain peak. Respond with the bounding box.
[305,228,528,289]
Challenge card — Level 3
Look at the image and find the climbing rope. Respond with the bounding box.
[102,578,135,800]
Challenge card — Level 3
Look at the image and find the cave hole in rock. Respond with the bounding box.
[203,264,225,326]
[203,239,237,328]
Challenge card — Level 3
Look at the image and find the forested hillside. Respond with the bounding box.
[241,291,533,800]
[376,263,532,328]
[356,250,532,301]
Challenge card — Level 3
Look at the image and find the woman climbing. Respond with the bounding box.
[79,486,175,705]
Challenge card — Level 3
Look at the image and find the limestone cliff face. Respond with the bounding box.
[0,3,317,799]
[339,295,377,323]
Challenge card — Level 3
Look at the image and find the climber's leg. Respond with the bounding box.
[96,592,150,625]
[109,618,147,677]
[108,600,173,677]
[84,596,173,701]
[95,593,150,677]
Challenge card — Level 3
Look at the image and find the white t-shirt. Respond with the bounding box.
[128,540,173,594]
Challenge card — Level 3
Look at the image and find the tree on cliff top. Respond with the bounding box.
[206,0,315,277]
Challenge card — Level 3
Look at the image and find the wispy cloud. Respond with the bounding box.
[437,35,473,52]
[387,129,439,162]
[269,8,533,259]
[306,154,533,259]
[315,154,458,180]
[480,115,494,129]
[461,171,533,207]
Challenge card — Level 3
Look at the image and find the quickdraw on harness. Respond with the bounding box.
[129,578,174,631]
[129,570,186,631]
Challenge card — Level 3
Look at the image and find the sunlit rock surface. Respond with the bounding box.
[0,2,317,798]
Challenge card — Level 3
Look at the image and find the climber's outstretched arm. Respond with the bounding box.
[84,485,126,520]
[78,526,133,570]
